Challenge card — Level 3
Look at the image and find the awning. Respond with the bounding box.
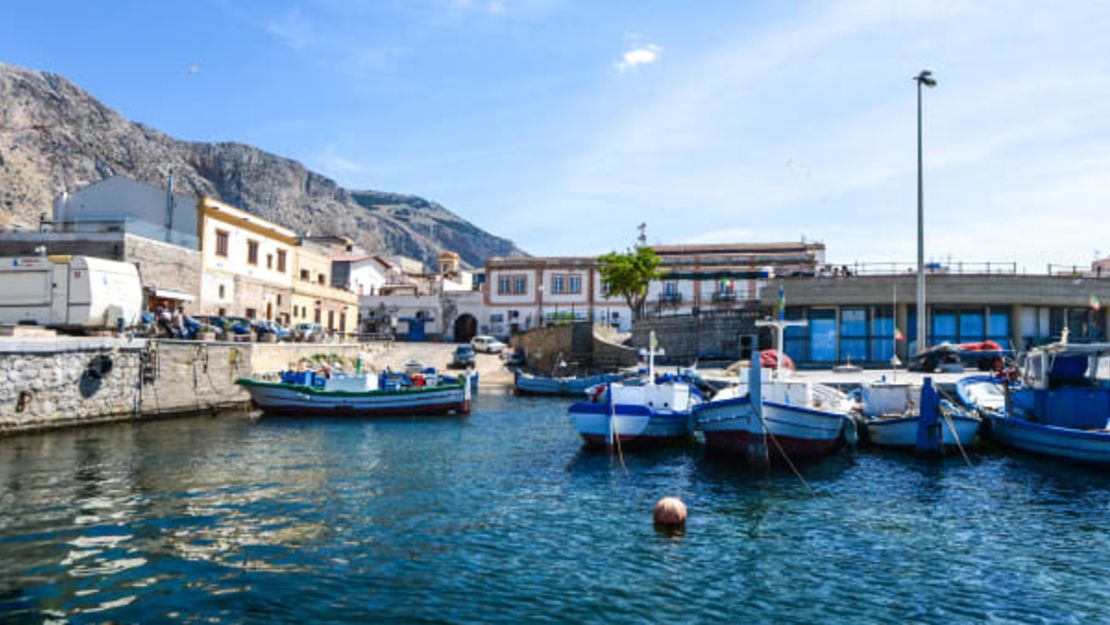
[148,287,195,302]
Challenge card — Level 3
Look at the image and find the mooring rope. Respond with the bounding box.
[759,412,815,497]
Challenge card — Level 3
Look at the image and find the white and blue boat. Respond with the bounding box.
[514,369,625,397]
[861,378,980,453]
[957,340,1110,467]
[568,333,701,448]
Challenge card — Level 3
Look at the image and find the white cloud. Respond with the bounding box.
[615,44,663,73]
[503,1,1110,269]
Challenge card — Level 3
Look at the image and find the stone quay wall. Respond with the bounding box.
[632,307,769,364]
[0,338,390,434]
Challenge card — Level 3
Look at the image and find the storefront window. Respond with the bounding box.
[810,309,837,362]
[871,306,894,361]
[783,307,807,362]
[959,308,985,342]
[932,308,957,344]
[988,309,1010,342]
[839,308,868,362]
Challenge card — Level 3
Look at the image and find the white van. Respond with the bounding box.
[0,255,143,329]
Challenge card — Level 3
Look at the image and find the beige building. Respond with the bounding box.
[292,242,359,335]
[197,196,296,322]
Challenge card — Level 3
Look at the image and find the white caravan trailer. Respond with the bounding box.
[0,256,143,329]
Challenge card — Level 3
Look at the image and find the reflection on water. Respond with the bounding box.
[2,395,1110,623]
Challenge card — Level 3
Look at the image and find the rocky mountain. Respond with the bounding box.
[0,62,525,268]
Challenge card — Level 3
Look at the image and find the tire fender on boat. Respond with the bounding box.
[842,418,859,446]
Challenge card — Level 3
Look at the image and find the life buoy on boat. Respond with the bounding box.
[412,373,426,387]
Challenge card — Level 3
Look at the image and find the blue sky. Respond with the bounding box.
[4,1,1110,270]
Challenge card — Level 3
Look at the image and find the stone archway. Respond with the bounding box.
[453,314,478,343]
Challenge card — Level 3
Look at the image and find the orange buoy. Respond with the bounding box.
[653,497,687,527]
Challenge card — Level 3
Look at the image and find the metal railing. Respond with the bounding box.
[39,218,200,249]
[831,261,1020,276]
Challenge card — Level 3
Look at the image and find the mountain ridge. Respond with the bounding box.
[0,62,526,268]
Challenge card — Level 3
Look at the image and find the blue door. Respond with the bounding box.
[407,319,426,342]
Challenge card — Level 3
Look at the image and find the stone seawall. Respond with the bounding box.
[0,338,391,434]
[633,308,769,364]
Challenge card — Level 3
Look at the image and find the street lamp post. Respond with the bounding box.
[914,69,936,355]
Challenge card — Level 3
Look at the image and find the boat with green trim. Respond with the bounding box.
[236,369,472,416]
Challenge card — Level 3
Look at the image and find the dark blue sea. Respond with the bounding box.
[2,393,1109,624]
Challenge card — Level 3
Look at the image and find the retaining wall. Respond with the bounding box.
[0,338,391,434]
[632,308,769,364]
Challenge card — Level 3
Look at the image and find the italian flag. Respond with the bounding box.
[1091,294,1101,311]
[894,327,905,341]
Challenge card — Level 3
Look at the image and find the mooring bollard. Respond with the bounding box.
[653,496,687,527]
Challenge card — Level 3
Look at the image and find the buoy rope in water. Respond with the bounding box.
[941,411,973,468]
[610,407,627,471]
[759,413,814,497]
[936,386,974,468]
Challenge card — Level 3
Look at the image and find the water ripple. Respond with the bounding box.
[3,395,1110,622]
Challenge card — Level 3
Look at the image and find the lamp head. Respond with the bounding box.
[915,70,937,88]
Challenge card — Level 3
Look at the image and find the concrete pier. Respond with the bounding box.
[0,337,388,434]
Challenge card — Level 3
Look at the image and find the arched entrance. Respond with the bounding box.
[453,314,478,343]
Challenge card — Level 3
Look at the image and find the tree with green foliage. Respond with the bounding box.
[598,245,664,321]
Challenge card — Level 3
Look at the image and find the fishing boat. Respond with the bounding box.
[567,333,700,448]
[513,369,625,397]
[237,369,472,416]
[860,378,979,453]
[693,320,852,467]
[957,339,1110,467]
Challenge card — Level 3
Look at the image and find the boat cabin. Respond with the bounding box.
[1013,343,1110,427]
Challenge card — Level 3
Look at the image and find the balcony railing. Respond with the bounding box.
[39,218,200,249]
[711,291,738,303]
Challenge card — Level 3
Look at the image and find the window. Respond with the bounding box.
[988,309,1010,344]
[552,275,565,294]
[932,308,957,345]
[277,250,287,273]
[497,274,528,295]
[318,274,326,285]
[870,306,894,361]
[300,269,310,281]
[215,229,229,257]
[217,307,227,316]
[339,312,346,333]
[247,239,259,265]
[328,310,335,330]
[490,313,505,323]
[959,308,985,342]
[663,281,679,296]
[315,308,321,323]
[809,308,837,362]
[276,294,283,306]
[245,307,257,319]
[266,254,273,270]
[569,275,582,294]
[218,284,225,299]
[839,307,868,362]
[783,307,808,362]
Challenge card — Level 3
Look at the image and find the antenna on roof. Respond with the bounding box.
[636,222,647,248]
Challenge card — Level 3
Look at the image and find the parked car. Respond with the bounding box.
[450,344,476,369]
[253,319,291,342]
[293,322,325,343]
[471,335,507,354]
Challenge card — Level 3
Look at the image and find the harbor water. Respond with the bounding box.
[3,393,1110,623]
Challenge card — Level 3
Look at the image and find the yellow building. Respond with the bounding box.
[292,243,359,335]
[197,196,296,322]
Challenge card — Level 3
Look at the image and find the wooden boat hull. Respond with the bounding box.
[238,380,470,416]
[989,414,1110,467]
[694,397,845,462]
[514,371,624,397]
[867,414,980,450]
[568,402,691,447]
